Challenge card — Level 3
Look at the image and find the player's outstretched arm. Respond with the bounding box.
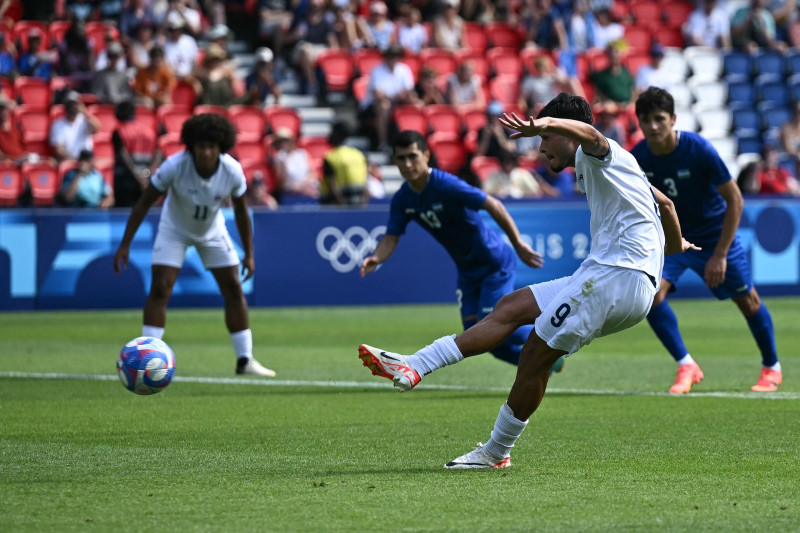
[360,234,399,277]
[499,113,609,158]
[231,194,255,281]
[483,195,544,268]
[114,184,163,274]
[652,185,700,255]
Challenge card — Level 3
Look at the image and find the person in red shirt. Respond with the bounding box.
[0,95,27,162]
[757,144,800,196]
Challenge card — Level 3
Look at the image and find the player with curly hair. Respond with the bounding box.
[113,113,276,377]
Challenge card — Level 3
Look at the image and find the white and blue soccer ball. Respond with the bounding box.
[117,337,176,395]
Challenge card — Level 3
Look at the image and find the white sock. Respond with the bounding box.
[677,354,694,366]
[231,329,252,360]
[768,362,782,371]
[142,325,165,339]
[483,403,529,459]
[406,335,463,376]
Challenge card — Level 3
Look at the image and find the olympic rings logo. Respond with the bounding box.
[316,225,387,273]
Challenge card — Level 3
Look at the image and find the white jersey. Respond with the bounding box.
[575,139,665,282]
[151,151,247,240]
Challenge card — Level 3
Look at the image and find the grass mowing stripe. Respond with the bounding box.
[3,371,798,399]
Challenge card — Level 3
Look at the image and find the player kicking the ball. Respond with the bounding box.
[359,93,696,468]
[114,113,276,377]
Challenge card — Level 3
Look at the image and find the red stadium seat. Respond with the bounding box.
[470,156,500,182]
[0,163,23,206]
[586,48,610,74]
[171,81,197,108]
[423,104,462,135]
[16,107,50,141]
[264,106,301,137]
[656,27,684,48]
[662,2,693,29]
[92,135,114,161]
[316,49,354,92]
[85,22,120,53]
[95,158,114,188]
[241,160,277,192]
[399,54,422,82]
[22,161,58,206]
[0,78,12,101]
[158,133,184,157]
[629,1,660,25]
[454,49,488,81]
[462,22,487,52]
[428,133,466,174]
[520,48,556,76]
[87,104,118,135]
[460,107,487,133]
[232,140,265,163]
[194,104,228,117]
[133,105,157,133]
[228,105,265,142]
[49,76,71,95]
[48,20,72,45]
[486,48,523,79]
[24,138,51,158]
[49,104,65,123]
[353,48,384,77]
[392,105,427,135]
[485,22,522,49]
[13,77,50,109]
[623,52,651,76]
[297,136,332,162]
[156,105,192,135]
[419,48,457,78]
[13,21,49,52]
[57,160,78,186]
[488,76,520,106]
[624,26,652,54]
[352,76,370,104]
[609,1,630,23]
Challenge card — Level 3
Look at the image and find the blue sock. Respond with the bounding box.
[489,324,533,366]
[746,304,778,367]
[646,300,689,363]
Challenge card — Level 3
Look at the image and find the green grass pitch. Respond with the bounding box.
[1,298,798,532]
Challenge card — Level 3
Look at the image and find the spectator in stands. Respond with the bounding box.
[0,96,28,163]
[49,91,100,162]
[288,0,339,96]
[320,121,369,206]
[162,0,203,37]
[259,0,294,58]
[367,161,386,201]
[567,0,597,52]
[270,127,319,202]
[731,0,785,52]
[484,152,558,198]
[476,100,517,159]
[95,33,128,73]
[520,55,578,112]
[58,18,94,93]
[757,144,800,196]
[397,5,428,54]
[780,101,800,174]
[635,44,672,92]
[535,154,577,196]
[92,41,135,105]
[206,24,232,57]
[361,44,416,151]
[68,0,96,21]
[98,0,125,21]
[447,61,485,109]
[195,43,240,107]
[332,1,363,52]
[769,0,800,46]
[57,149,115,208]
[433,0,464,51]
[683,0,732,49]
[163,17,200,81]
[133,46,176,108]
[590,41,635,104]
[246,170,279,209]
[245,47,281,106]
[0,31,16,77]
[113,100,161,207]
[416,65,447,106]
[128,21,156,70]
[592,101,626,145]
[522,0,568,50]
[591,7,624,50]
[363,1,396,51]
[120,0,158,40]
[17,29,56,80]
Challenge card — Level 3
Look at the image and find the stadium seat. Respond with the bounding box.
[228,105,265,142]
[194,104,228,117]
[16,107,50,141]
[695,107,732,137]
[761,105,791,131]
[316,49,354,92]
[48,19,71,45]
[685,47,723,82]
[727,81,756,109]
[352,76,370,104]
[470,156,500,182]
[736,133,762,155]
[158,133,184,157]
[297,136,332,162]
[659,51,690,85]
[57,160,78,187]
[669,84,694,108]
[13,21,49,52]
[586,48,610,73]
[732,108,760,136]
[419,49,457,78]
[786,51,800,78]
[486,48,523,79]
[87,104,118,135]
[755,79,789,107]
[752,51,785,81]
[157,105,192,135]
[519,48,556,77]
[688,79,726,108]
[264,106,301,137]
[485,22,522,49]
[623,52,651,76]
[232,139,265,163]
[454,49,489,80]
[708,136,737,159]
[428,133,466,174]
[459,107,487,133]
[399,54,422,81]
[92,136,114,161]
[723,51,752,83]
[662,2,693,28]
[24,138,51,158]
[609,1,630,23]
[488,76,520,106]
[132,105,157,134]
[13,77,50,109]
[85,22,120,53]
[462,22,487,52]
[22,161,58,206]
[0,163,22,206]
[241,160,277,192]
[95,158,113,188]
[629,0,660,25]
[171,81,197,108]
[423,104,462,135]
[624,26,651,54]
[392,105,428,135]
[656,28,684,49]
[0,78,12,101]
[353,48,383,78]
[674,109,698,131]
[788,74,800,103]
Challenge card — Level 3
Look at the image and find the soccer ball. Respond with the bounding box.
[117,337,176,395]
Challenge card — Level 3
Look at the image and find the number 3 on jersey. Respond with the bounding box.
[550,303,571,328]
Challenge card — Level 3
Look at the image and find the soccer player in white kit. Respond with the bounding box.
[358,94,698,468]
[113,113,276,377]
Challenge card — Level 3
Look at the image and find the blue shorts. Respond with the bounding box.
[457,267,515,321]
[663,236,753,300]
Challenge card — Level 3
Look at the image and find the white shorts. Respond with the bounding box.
[531,260,657,356]
[152,226,239,270]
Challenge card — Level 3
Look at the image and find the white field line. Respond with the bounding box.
[1,371,799,400]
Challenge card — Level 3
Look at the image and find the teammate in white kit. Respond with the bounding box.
[358,94,697,468]
[113,113,276,377]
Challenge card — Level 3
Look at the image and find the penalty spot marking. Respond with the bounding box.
[1,371,798,400]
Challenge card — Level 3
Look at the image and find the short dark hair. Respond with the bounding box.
[115,100,136,122]
[392,130,428,155]
[328,121,351,146]
[181,113,237,153]
[635,86,674,118]
[537,93,593,125]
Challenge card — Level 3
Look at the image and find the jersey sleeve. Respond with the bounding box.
[577,137,616,170]
[230,158,247,198]
[386,192,410,236]
[438,171,487,210]
[150,155,177,192]
[697,135,733,186]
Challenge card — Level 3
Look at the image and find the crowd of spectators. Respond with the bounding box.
[2,0,800,210]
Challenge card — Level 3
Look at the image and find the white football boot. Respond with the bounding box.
[236,357,277,377]
[358,344,421,391]
[444,443,511,469]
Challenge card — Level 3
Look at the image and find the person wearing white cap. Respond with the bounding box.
[49,91,100,162]
[163,15,199,79]
[364,2,396,51]
[162,0,202,36]
[244,47,281,105]
[92,41,135,105]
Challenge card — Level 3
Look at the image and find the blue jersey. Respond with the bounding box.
[387,168,515,281]
[631,131,731,245]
